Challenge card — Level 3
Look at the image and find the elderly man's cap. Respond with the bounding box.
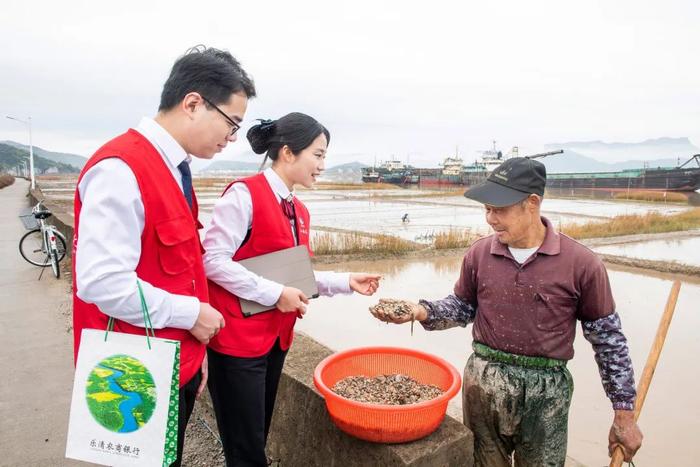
[464,157,546,207]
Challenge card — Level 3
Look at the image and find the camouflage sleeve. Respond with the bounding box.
[418,295,476,331]
[581,312,636,410]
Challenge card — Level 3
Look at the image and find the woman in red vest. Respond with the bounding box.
[202,112,380,466]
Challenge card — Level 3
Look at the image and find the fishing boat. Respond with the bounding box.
[360,158,419,184]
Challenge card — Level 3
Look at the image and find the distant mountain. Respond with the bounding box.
[537,150,688,174]
[324,161,368,174]
[199,160,369,181]
[319,161,368,182]
[0,143,80,174]
[1,141,87,169]
[544,137,698,165]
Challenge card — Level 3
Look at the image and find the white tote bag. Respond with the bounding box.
[66,283,180,466]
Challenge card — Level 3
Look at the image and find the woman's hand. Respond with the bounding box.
[349,274,381,296]
[276,286,309,314]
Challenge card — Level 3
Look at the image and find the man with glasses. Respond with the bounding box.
[202,95,241,137]
[72,45,256,466]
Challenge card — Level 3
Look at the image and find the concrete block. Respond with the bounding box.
[267,333,474,467]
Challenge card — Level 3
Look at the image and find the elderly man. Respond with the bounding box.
[371,157,642,466]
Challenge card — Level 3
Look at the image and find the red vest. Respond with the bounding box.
[207,173,313,358]
[72,129,207,387]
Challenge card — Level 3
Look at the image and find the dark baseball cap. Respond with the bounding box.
[464,157,546,207]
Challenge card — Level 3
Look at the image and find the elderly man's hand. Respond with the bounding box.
[369,298,427,324]
[608,410,643,462]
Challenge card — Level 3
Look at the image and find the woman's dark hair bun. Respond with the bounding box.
[246,119,277,154]
[247,112,330,171]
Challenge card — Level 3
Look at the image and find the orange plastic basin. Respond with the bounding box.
[313,346,461,443]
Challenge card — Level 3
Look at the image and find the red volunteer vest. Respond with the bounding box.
[207,173,313,358]
[72,129,207,387]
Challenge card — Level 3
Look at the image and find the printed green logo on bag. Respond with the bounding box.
[85,354,157,433]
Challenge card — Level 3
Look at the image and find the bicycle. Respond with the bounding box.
[19,201,67,278]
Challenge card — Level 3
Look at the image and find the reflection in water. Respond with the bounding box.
[301,255,700,466]
[316,255,464,278]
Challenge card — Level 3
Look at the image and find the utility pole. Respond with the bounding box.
[6,115,35,189]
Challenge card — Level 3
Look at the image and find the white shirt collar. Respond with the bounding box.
[134,117,190,168]
[263,167,294,201]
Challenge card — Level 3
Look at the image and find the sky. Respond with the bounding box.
[1,0,698,169]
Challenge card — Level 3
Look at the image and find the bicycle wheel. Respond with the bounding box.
[50,249,60,278]
[51,230,67,263]
[19,229,50,267]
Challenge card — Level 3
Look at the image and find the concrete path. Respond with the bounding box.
[0,180,84,466]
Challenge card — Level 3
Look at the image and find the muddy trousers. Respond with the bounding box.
[462,348,573,467]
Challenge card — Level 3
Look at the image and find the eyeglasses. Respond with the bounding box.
[201,95,241,137]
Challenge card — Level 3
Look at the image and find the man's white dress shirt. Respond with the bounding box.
[76,117,200,330]
[202,167,351,306]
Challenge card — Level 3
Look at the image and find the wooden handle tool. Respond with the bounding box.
[609,280,681,466]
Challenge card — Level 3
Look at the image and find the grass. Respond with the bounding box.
[561,208,700,239]
[415,189,465,198]
[193,177,234,188]
[0,174,15,189]
[36,174,76,181]
[612,190,689,203]
[433,228,478,249]
[303,182,397,191]
[192,179,400,191]
[311,228,480,255]
[311,231,418,255]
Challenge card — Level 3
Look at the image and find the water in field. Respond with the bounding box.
[299,256,700,467]
[595,235,700,267]
[39,176,692,243]
[193,185,692,243]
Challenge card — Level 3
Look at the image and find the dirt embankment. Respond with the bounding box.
[580,229,700,247]
[599,254,700,282]
[0,174,15,189]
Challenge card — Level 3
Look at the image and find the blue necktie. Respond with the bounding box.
[177,161,193,209]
